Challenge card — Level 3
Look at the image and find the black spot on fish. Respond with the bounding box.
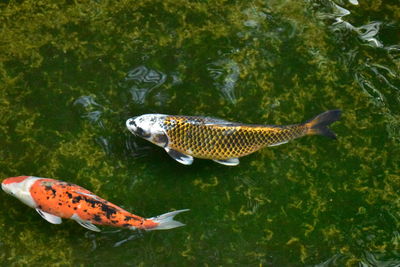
[93,215,102,222]
[111,220,118,224]
[83,209,88,213]
[44,186,56,197]
[124,216,140,222]
[66,192,73,199]
[38,205,42,209]
[73,207,77,210]
[75,195,117,219]
[72,196,82,203]
[58,203,62,206]
[100,204,117,219]
[85,198,101,208]
[122,223,130,228]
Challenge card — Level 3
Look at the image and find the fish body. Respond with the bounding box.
[126,110,341,166]
[2,176,188,232]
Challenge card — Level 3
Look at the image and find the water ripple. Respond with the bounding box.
[312,0,400,120]
[354,72,386,106]
[95,136,112,156]
[361,251,400,267]
[121,65,167,104]
[242,7,267,28]
[73,95,106,128]
[124,134,153,158]
[317,1,383,48]
[207,58,240,104]
[314,253,343,267]
[112,232,143,247]
[356,22,383,48]
[84,229,144,250]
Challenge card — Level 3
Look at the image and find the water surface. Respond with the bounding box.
[1,0,399,265]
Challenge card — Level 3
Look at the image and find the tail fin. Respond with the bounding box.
[147,209,189,230]
[305,110,341,139]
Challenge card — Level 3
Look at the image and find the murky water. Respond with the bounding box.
[1,0,399,265]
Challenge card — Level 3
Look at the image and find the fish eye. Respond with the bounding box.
[129,120,136,126]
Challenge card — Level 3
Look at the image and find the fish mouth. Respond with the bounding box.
[126,117,151,138]
[126,118,138,133]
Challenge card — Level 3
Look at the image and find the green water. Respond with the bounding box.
[1,0,399,265]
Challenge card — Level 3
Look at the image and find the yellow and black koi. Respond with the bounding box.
[126,110,341,166]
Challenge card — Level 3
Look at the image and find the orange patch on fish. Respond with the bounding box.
[2,176,29,184]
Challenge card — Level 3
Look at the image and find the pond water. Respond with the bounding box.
[1,0,399,265]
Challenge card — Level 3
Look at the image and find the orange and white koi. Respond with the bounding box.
[126,110,341,166]
[1,176,188,232]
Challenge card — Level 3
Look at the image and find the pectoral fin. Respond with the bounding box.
[71,214,101,232]
[76,220,101,232]
[165,148,194,165]
[36,208,62,224]
[213,158,240,166]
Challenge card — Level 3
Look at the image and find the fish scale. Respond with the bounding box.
[163,116,308,160]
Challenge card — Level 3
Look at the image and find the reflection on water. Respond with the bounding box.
[124,134,153,158]
[73,94,153,158]
[320,0,383,49]
[121,65,167,104]
[316,0,400,117]
[361,251,400,267]
[95,136,112,156]
[84,231,98,251]
[73,95,106,128]
[357,22,383,48]
[85,229,144,249]
[208,59,240,104]
[314,253,343,267]
[112,233,143,247]
[354,72,386,106]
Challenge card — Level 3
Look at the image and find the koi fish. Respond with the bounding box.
[1,176,188,232]
[126,110,341,166]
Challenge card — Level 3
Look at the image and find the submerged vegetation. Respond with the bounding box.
[0,0,399,265]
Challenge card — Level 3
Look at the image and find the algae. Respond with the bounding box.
[0,0,399,265]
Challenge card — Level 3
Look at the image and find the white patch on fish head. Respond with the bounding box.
[1,176,40,208]
[126,114,169,147]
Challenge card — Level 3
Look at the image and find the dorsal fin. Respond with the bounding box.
[202,117,239,126]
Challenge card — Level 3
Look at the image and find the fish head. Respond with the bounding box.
[2,176,39,208]
[126,114,169,147]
